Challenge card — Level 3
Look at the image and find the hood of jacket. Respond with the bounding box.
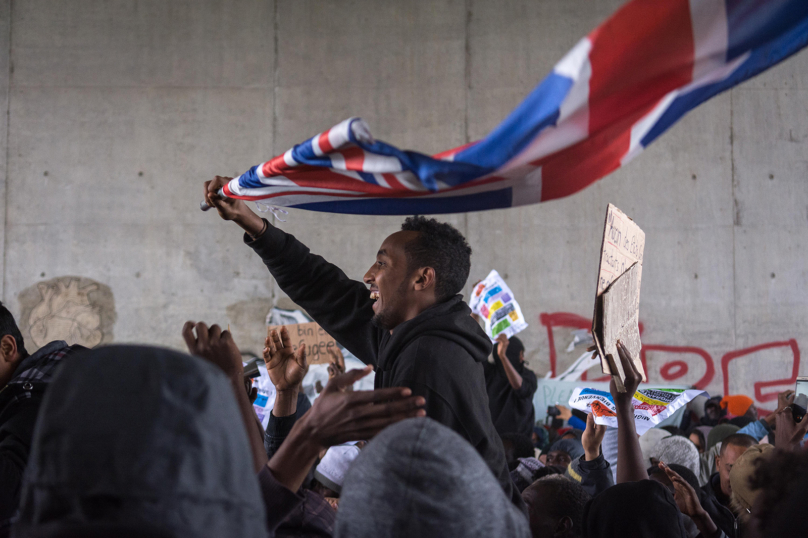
[14,345,266,538]
[335,417,530,538]
[378,295,492,371]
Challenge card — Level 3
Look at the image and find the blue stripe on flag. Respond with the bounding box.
[238,165,265,189]
[640,9,808,147]
[725,0,808,61]
[453,71,573,169]
[357,172,379,185]
[291,188,514,215]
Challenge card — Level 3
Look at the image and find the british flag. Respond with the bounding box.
[222,0,808,215]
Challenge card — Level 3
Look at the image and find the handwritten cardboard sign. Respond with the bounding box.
[592,204,646,392]
[266,321,339,366]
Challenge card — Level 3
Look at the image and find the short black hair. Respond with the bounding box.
[501,433,535,464]
[720,433,757,456]
[400,216,471,302]
[525,475,590,537]
[0,302,27,358]
[685,427,706,449]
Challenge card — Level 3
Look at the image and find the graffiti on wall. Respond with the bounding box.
[18,276,116,350]
[539,312,800,415]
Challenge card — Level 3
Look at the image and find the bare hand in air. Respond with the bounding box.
[265,327,308,392]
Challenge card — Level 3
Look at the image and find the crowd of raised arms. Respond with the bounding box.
[0,176,805,538]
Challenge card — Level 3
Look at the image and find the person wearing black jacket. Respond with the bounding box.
[204,176,523,509]
[484,334,537,438]
[0,302,84,533]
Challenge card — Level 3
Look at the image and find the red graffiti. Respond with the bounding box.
[539,312,799,403]
[721,340,800,403]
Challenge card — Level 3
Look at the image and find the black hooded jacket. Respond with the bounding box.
[245,221,522,509]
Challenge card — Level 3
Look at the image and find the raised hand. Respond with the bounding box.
[582,412,607,461]
[660,461,718,536]
[268,366,426,493]
[301,366,426,447]
[775,392,808,449]
[204,176,265,236]
[610,340,642,406]
[496,333,510,361]
[182,321,243,380]
[611,340,647,483]
[264,327,308,392]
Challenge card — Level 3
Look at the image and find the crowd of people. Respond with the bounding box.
[0,176,805,537]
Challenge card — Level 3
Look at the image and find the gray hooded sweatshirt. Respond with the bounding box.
[13,345,267,538]
[335,417,530,538]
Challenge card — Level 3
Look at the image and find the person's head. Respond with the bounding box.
[639,428,672,468]
[495,336,525,368]
[0,301,28,386]
[686,427,706,454]
[336,417,530,537]
[501,433,535,467]
[729,444,774,521]
[747,445,808,537]
[363,216,471,331]
[704,398,723,423]
[532,426,549,451]
[582,480,687,538]
[313,444,361,498]
[545,439,584,468]
[706,423,740,451]
[15,345,267,538]
[716,433,757,498]
[522,475,589,538]
[649,435,700,478]
[510,458,564,493]
[721,394,755,418]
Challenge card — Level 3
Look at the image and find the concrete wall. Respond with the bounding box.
[2,0,806,410]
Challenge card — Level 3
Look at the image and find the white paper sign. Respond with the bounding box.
[469,270,528,341]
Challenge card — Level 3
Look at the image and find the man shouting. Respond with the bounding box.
[205,177,521,508]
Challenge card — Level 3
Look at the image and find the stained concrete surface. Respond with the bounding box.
[1,0,806,408]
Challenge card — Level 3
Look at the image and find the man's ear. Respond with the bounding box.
[413,267,436,292]
[715,454,721,472]
[554,515,573,537]
[0,334,18,364]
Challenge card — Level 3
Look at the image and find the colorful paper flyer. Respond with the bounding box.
[469,269,528,341]
[568,386,705,435]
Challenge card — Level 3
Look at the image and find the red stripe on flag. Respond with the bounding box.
[340,146,366,171]
[382,173,407,191]
[587,0,694,135]
[318,129,334,154]
[262,154,289,177]
[538,105,661,201]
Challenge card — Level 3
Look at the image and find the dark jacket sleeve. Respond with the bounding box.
[0,400,39,522]
[257,466,305,535]
[264,412,298,461]
[245,221,380,366]
[514,368,537,399]
[566,454,614,497]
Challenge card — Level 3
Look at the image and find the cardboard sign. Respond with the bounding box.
[468,269,528,341]
[592,204,646,392]
[266,321,339,365]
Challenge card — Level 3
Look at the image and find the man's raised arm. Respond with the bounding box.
[204,177,380,364]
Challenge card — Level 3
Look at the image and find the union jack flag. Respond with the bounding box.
[222,0,808,215]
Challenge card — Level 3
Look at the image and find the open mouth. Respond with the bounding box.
[370,291,380,301]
